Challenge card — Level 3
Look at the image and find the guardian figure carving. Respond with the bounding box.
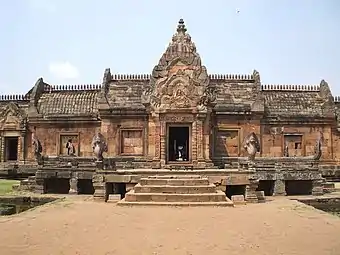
[243,132,261,160]
[32,133,43,164]
[92,132,108,161]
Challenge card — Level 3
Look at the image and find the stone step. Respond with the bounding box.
[140,178,209,186]
[148,175,202,179]
[134,183,216,194]
[124,190,228,203]
[117,200,234,207]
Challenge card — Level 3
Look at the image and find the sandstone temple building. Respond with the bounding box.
[0,19,339,202]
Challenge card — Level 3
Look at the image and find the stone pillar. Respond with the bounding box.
[203,114,212,162]
[160,121,166,167]
[152,115,161,168]
[312,179,324,196]
[19,132,26,162]
[92,173,105,201]
[191,120,197,165]
[273,179,286,196]
[245,179,259,203]
[69,177,78,194]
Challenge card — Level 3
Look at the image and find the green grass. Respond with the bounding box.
[0,179,20,195]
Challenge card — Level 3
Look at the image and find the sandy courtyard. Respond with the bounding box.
[0,197,339,255]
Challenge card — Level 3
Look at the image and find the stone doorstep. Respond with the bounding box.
[124,190,228,203]
[116,200,234,207]
[140,178,209,186]
[147,175,202,179]
[133,183,217,194]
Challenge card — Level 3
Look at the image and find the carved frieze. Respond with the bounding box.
[159,114,195,123]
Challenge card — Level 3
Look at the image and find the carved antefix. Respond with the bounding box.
[142,19,216,112]
[243,132,261,160]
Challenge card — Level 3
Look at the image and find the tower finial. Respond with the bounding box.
[177,19,187,34]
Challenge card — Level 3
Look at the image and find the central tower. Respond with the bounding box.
[142,19,216,169]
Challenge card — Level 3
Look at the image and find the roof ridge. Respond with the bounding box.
[0,94,30,101]
[111,73,255,81]
[333,96,340,102]
[43,84,102,92]
[261,84,320,92]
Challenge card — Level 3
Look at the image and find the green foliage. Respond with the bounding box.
[0,179,20,195]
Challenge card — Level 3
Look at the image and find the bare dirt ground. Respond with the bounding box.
[0,196,340,255]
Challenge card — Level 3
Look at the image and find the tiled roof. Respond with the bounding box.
[213,80,258,111]
[37,91,99,116]
[263,91,324,117]
[106,80,147,109]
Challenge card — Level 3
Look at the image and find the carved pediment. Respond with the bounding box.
[142,19,216,112]
[0,102,26,130]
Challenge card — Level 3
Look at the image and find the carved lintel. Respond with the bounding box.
[159,114,195,123]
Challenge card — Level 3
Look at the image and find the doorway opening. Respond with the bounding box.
[167,125,190,162]
[4,137,18,161]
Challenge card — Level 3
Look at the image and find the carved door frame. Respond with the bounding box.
[166,123,192,164]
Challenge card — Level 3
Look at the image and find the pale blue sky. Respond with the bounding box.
[0,0,339,95]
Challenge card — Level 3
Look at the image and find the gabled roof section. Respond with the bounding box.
[35,81,101,118]
[262,81,335,119]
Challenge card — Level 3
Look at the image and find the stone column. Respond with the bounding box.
[273,179,286,196]
[152,115,161,169]
[160,121,166,167]
[19,131,26,162]
[191,120,197,165]
[245,179,259,203]
[203,114,212,162]
[312,179,324,196]
[92,173,106,201]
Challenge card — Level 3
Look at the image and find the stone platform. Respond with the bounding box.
[117,175,234,206]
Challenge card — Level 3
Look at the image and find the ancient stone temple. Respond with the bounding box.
[1,19,339,203]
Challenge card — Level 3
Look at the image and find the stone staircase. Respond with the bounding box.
[117,175,234,206]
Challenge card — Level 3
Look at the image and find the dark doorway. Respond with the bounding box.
[77,179,95,194]
[256,180,275,196]
[45,178,70,194]
[4,137,18,161]
[285,180,313,195]
[226,185,246,199]
[167,126,190,162]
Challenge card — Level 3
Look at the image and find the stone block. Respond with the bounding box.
[255,191,266,203]
[231,195,246,205]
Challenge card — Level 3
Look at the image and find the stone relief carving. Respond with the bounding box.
[142,19,216,112]
[92,132,108,161]
[243,132,261,160]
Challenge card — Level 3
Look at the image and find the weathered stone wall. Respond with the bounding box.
[213,116,261,158]
[100,118,147,157]
[261,125,333,159]
[28,123,99,159]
